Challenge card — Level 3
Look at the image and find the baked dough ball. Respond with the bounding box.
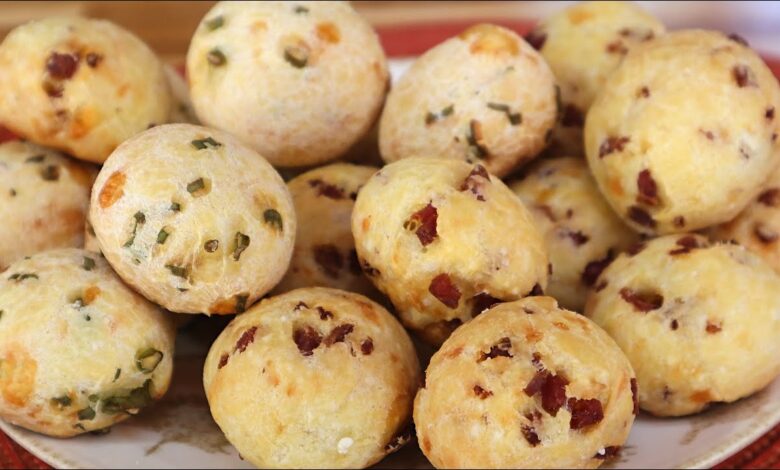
[187,1,388,168]
[379,24,557,178]
[352,158,548,344]
[274,163,379,297]
[164,64,199,124]
[527,1,665,157]
[0,17,172,163]
[0,248,175,436]
[584,234,780,416]
[585,30,780,235]
[710,160,780,272]
[510,157,638,312]
[89,123,295,315]
[414,296,636,469]
[0,141,97,271]
[203,287,420,469]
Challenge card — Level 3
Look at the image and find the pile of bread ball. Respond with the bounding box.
[0,1,779,468]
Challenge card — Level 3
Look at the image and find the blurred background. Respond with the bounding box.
[1,1,780,59]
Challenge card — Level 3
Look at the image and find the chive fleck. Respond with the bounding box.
[123,211,146,248]
[487,102,522,126]
[294,5,309,14]
[204,239,219,252]
[101,379,153,414]
[205,15,224,31]
[235,294,249,313]
[284,45,309,68]
[165,264,187,278]
[135,348,164,373]
[156,228,169,245]
[40,165,60,181]
[74,423,86,431]
[77,406,96,421]
[191,137,222,150]
[50,395,72,409]
[263,209,283,232]
[425,104,455,125]
[170,202,181,212]
[82,257,95,271]
[8,273,38,282]
[25,155,45,163]
[9,189,16,197]
[88,394,99,403]
[177,287,189,292]
[113,368,121,382]
[0,310,4,320]
[466,120,489,159]
[207,48,226,66]
[232,232,250,261]
[186,178,205,194]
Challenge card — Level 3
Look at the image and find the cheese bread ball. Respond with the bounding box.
[204,287,420,469]
[0,141,97,271]
[89,124,295,315]
[585,30,780,235]
[510,157,638,312]
[0,17,172,163]
[187,1,388,168]
[527,1,666,157]
[274,163,379,297]
[0,249,174,436]
[584,234,780,416]
[352,158,548,344]
[710,161,780,272]
[164,64,199,124]
[379,24,557,178]
[415,297,636,469]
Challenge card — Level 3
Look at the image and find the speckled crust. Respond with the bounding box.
[710,160,780,272]
[0,141,97,271]
[164,64,199,124]
[585,30,780,235]
[352,158,548,345]
[529,1,665,157]
[379,24,557,178]
[89,124,296,315]
[0,17,172,164]
[0,249,175,437]
[274,164,379,297]
[187,1,388,168]
[414,297,636,469]
[510,157,638,312]
[203,287,420,469]
[584,234,780,417]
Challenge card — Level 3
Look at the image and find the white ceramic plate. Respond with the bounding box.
[4,57,780,470]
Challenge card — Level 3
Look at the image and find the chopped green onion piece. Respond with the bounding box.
[235,294,249,313]
[263,209,283,232]
[294,5,309,14]
[191,137,222,150]
[25,155,44,163]
[135,348,164,373]
[207,48,226,66]
[187,178,205,194]
[170,202,181,212]
[40,165,60,181]
[8,273,38,282]
[82,257,95,271]
[165,264,187,278]
[156,228,169,245]
[124,212,146,248]
[204,239,219,253]
[487,102,522,126]
[205,15,224,31]
[284,46,308,68]
[232,232,250,261]
[113,368,121,382]
[77,406,96,421]
[50,395,72,408]
[101,379,153,414]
